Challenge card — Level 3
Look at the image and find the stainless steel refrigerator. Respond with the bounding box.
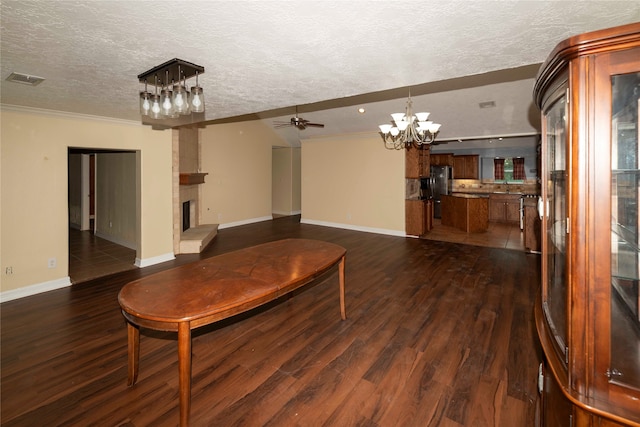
[423,165,452,219]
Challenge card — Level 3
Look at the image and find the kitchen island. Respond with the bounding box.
[441,194,489,233]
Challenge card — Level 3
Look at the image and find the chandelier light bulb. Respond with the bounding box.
[150,94,162,119]
[173,84,191,115]
[191,86,205,113]
[377,95,442,149]
[139,91,151,116]
[160,89,174,117]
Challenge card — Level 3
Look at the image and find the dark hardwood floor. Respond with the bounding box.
[2,216,542,426]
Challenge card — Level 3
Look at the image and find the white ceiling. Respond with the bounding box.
[1,1,638,147]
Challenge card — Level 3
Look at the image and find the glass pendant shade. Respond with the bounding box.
[190,86,205,113]
[160,89,174,117]
[415,112,430,122]
[139,91,151,116]
[149,94,162,119]
[390,113,405,124]
[428,123,442,133]
[379,124,392,134]
[172,84,191,115]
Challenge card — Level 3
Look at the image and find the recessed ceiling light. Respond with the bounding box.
[478,101,496,109]
[357,107,365,114]
[6,72,45,86]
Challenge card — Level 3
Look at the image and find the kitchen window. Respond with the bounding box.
[494,157,525,182]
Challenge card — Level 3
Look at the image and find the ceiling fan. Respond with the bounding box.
[273,109,324,130]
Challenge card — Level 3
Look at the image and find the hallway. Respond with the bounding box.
[68,228,136,283]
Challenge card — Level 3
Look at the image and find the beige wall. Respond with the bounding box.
[1,108,173,296]
[95,152,137,248]
[200,120,282,227]
[292,147,301,212]
[301,133,405,235]
[272,147,300,215]
[68,153,82,228]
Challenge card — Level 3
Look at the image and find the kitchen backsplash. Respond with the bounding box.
[452,179,540,195]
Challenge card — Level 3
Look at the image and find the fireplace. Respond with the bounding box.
[182,201,190,231]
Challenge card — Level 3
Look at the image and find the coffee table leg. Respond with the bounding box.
[178,322,192,427]
[127,322,140,386]
[339,255,347,320]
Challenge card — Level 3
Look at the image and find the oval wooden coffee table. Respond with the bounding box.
[118,238,347,426]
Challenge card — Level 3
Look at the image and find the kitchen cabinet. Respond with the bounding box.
[533,23,640,426]
[453,155,479,179]
[441,194,488,232]
[405,145,430,178]
[488,193,520,223]
[405,199,433,236]
[430,152,454,167]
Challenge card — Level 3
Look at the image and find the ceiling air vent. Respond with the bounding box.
[5,72,45,86]
[478,101,496,109]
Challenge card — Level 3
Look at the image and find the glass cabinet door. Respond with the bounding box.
[610,71,640,390]
[543,91,568,362]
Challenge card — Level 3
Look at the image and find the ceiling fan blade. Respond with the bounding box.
[305,123,324,128]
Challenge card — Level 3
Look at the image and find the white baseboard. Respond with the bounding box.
[135,252,175,268]
[1,277,72,303]
[300,218,406,237]
[218,216,273,230]
[272,210,302,216]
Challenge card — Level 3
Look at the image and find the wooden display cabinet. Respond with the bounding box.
[533,23,640,426]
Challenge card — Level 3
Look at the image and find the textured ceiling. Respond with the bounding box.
[1,1,639,146]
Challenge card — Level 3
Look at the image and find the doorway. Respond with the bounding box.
[67,148,139,283]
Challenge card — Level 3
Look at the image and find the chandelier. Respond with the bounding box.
[378,95,441,150]
[138,58,205,120]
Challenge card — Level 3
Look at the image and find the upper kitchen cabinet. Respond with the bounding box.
[533,23,640,426]
[430,152,454,167]
[453,154,479,179]
[405,145,430,178]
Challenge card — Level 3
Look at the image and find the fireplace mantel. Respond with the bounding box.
[179,172,208,186]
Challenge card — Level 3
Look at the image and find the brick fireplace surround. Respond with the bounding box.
[172,127,217,254]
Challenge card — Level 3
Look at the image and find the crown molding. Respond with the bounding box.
[0,104,141,127]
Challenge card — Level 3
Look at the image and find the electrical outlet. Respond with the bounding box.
[48,257,57,268]
[5,267,13,275]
